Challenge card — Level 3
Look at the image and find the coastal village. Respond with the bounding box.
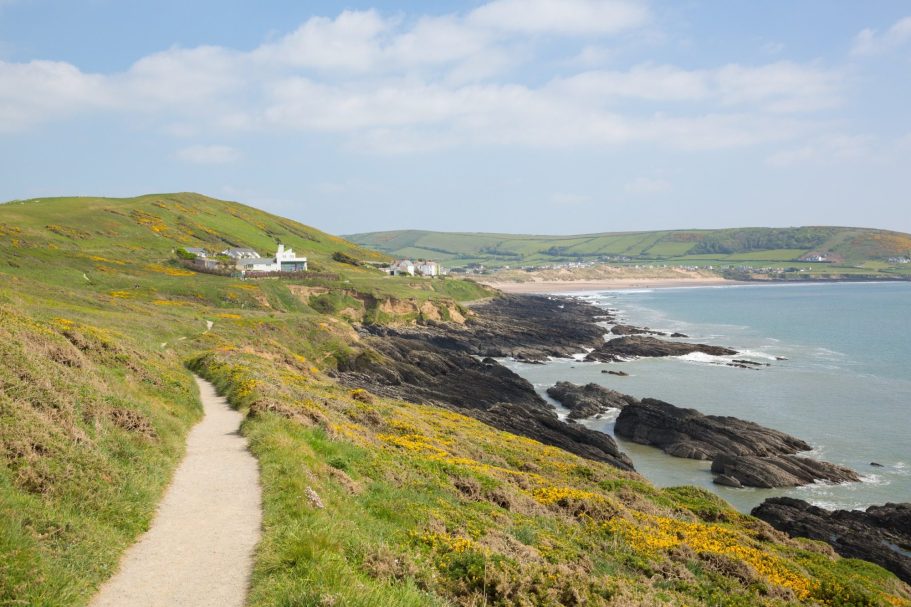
[182,244,448,279]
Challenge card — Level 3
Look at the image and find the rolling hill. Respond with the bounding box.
[347,227,911,276]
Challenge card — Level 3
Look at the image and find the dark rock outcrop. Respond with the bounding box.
[472,403,635,471]
[614,398,810,460]
[586,336,737,362]
[336,295,635,471]
[711,454,860,488]
[602,370,629,376]
[752,498,911,584]
[610,324,665,336]
[337,337,544,411]
[369,295,610,361]
[733,359,769,367]
[546,381,639,420]
[614,398,858,487]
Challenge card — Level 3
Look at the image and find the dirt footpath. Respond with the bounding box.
[91,376,262,607]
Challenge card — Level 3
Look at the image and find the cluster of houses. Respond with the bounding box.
[183,246,455,279]
[888,256,911,264]
[185,244,308,275]
[386,259,444,277]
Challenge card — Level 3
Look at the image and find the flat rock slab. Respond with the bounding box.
[91,376,262,607]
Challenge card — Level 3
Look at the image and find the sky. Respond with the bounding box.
[1,1,910,235]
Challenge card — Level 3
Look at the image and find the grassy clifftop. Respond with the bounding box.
[1,195,908,606]
[347,227,911,277]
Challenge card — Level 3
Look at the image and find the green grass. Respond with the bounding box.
[1,193,909,606]
[0,305,200,606]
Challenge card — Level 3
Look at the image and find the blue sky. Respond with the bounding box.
[1,1,910,235]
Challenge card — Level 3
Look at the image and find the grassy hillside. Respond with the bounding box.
[347,227,911,277]
[1,194,909,606]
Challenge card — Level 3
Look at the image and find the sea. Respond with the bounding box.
[500,281,911,513]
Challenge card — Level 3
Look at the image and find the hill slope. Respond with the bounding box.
[1,192,386,271]
[1,194,908,606]
[347,227,911,275]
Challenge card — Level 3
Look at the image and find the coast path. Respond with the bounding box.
[90,376,262,607]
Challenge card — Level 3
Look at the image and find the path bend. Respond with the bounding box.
[91,376,262,607]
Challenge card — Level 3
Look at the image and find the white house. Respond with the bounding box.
[274,244,308,272]
[388,260,415,276]
[416,261,440,276]
[235,244,307,274]
[184,247,209,258]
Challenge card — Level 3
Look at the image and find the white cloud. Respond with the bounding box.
[549,62,839,113]
[766,134,874,167]
[553,64,708,102]
[715,62,841,112]
[254,10,390,71]
[122,46,243,108]
[175,145,241,164]
[625,176,670,194]
[0,3,846,155]
[469,0,649,35]
[0,59,110,131]
[566,45,616,67]
[851,16,911,56]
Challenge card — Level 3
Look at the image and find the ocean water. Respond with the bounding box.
[501,282,911,513]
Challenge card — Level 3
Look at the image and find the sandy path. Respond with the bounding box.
[91,376,262,607]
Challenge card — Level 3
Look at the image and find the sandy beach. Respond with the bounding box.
[481,277,738,294]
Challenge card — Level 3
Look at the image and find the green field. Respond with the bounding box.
[347,227,911,278]
[2,194,909,606]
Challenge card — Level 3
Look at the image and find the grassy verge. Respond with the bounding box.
[190,348,911,607]
[0,306,200,606]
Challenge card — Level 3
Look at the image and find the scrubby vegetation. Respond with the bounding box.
[190,346,910,606]
[1,193,908,606]
[0,307,200,606]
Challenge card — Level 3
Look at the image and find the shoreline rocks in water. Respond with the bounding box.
[614,398,858,487]
[546,381,639,420]
[585,335,737,362]
[752,497,911,584]
[614,398,811,460]
[610,324,666,336]
[711,454,860,488]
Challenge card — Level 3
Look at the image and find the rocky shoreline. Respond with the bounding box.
[335,292,907,580]
[585,335,738,362]
[337,293,861,488]
[336,295,633,470]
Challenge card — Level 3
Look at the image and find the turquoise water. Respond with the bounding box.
[502,282,911,513]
